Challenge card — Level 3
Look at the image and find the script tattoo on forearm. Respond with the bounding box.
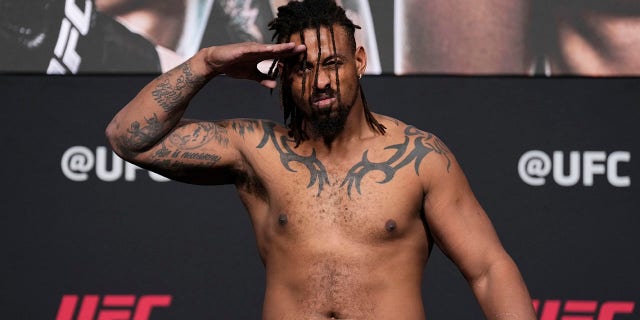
[257,121,329,196]
[151,62,207,112]
[341,126,451,197]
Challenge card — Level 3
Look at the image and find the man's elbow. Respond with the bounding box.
[467,254,518,289]
[105,121,136,161]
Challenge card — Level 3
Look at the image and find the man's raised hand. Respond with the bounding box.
[203,42,306,88]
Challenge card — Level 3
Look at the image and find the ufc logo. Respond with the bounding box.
[533,299,635,320]
[56,295,172,320]
[47,0,93,74]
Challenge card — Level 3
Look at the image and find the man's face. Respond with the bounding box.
[284,24,366,137]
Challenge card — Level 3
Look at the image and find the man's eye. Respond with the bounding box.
[297,64,313,73]
[325,60,343,68]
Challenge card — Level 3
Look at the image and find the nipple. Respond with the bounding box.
[385,219,397,232]
[278,214,288,226]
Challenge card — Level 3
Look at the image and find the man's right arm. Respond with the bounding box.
[105,42,305,184]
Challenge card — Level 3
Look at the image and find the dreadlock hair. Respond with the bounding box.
[268,0,386,146]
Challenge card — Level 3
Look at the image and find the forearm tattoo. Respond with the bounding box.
[151,62,207,112]
[115,113,163,158]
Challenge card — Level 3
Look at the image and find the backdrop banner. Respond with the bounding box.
[1,74,638,319]
[3,0,640,76]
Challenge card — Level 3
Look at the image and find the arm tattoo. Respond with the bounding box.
[116,113,163,157]
[341,126,451,198]
[167,121,229,149]
[230,119,260,138]
[151,62,207,112]
[154,140,222,165]
[148,122,227,170]
[256,120,329,196]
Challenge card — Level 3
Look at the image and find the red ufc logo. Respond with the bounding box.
[533,299,635,320]
[56,295,172,320]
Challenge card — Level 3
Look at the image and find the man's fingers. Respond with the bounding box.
[261,42,305,53]
[254,71,277,88]
[259,79,278,89]
[246,43,306,60]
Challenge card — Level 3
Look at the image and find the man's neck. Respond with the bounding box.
[303,103,378,155]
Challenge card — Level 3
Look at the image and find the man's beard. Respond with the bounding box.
[308,101,352,139]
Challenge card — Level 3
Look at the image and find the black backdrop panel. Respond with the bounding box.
[2,75,638,319]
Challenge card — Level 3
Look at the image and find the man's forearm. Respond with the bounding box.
[105,49,214,156]
[471,257,536,320]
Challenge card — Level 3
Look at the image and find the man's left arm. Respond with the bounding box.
[421,136,536,319]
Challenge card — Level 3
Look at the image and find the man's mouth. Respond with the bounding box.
[312,94,336,108]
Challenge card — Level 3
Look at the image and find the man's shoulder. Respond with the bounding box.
[218,118,288,138]
[373,113,436,138]
[373,113,453,172]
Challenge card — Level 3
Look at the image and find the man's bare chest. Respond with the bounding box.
[245,122,446,199]
[236,120,452,239]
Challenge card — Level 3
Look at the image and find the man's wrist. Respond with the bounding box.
[192,47,221,79]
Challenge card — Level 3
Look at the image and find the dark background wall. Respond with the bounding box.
[2,74,638,319]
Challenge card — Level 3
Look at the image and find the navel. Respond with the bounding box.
[385,219,397,232]
[278,213,288,226]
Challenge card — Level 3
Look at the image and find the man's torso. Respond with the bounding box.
[228,116,442,319]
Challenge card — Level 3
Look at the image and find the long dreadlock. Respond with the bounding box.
[267,0,386,146]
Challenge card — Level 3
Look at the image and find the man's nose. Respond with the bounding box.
[314,67,332,89]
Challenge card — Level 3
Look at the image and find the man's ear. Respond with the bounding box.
[276,60,284,77]
[355,46,367,76]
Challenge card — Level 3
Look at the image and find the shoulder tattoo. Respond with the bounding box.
[341,126,451,197]
[256,120,329,196]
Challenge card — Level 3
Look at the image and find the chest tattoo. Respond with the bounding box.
[341,126,451,197]
[256,122,451,198]
[257,121,330,196]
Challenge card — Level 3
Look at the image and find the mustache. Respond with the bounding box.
[311,88,337,102]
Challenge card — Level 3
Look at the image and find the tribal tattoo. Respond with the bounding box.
[254,122,450,198]
[257,121,329,196]
[340,126,451,198]
[230,119,260,138]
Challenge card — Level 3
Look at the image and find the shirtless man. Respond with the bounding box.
[106,0,536,318]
